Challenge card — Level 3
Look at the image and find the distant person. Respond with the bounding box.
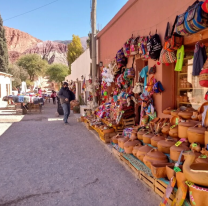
[38,88,42,97]
[58,82,75,125]
[51,90,57,104]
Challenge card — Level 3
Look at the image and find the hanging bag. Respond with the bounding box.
[146,76,156,92]
[153,81,165,93]
[130,36,139,55]
[127,57,135,79]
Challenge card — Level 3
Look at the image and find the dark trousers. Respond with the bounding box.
[52,97,56,104]
[61,103,70,123]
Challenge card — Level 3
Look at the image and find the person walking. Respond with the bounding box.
[58,82,75,125]
[51,90,57,104]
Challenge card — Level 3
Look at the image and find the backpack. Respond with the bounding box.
[153,81,164,93]
[123,37,132,57]
[130,37,139,55]
[147,33,162,60]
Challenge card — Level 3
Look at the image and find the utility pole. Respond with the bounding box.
[91,0,97,107]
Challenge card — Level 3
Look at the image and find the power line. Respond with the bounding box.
[4,0,59,21]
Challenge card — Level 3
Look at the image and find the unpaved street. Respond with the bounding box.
[0,104,160,206]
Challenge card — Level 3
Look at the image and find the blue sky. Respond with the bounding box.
[0,0,128,41]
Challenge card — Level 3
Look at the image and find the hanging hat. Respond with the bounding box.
[202,0,208,13]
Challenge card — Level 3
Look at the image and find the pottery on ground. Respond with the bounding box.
[170,144,190,162]
[187,124,206,145]
[169,125,178,138]
[171,109,180,117]
[161,123,171,135]
[205,131,208,147]
[190,143,201,153]
[163,107,173,115]
[151,134,166,147]
[166,165,183,181]
[132,145,143,157]
[112,134,124,144]
[189,184,208,206]
[118,137,129,149]
[178,110,194,120]
[103,128,115,134]
[195,155,208,164]
[130,131,138,141]
[143,132,154,144]
[124,140,141,154]
[178,121,198,139]
[151,163,174,179]
[137,129,148,140]
[143,148,168,169]
[183,151,208,187]
[157,138,176,154]
[136,145,152,162]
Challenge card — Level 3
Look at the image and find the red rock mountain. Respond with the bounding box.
[4,26,68,65]
[24,41,68,65]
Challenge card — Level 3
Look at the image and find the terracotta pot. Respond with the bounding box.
[112,134,124,144]
[124,140,141,154]
[143,132,154,144]
[198,113,202,121]
[157,138,176,154]
[171,109,180,117]
[170,116,179,125]
[130,132,138,141]
[195,155,208,164]
[190,142,202,153]
[163,107,173,115]
[183,151,208,187]
[136,145,152,162]
[187,124,206,145]
[161,123,171,135]
[103,128,115,134]
[151,163,174,179]
[170,144,190,162]
[137,129,148,140]
[151,134,166,147]
[175,172,187,205]
[132,125,140,132]
[178,121,198,139]
[132,145,143,157]
[143,148,168,168]
[166,165,183,181]
[118,137,129,149]
[192,111,199,121]
[178,110,193,120]
[169,125,178,138]
[205,131,208,148]
[189,184,208,206]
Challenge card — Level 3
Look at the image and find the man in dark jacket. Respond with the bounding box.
[58,82,73,125]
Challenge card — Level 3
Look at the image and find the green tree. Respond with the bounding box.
[67,35,84,74]
[46,63,68,84]
[0,14,9,73]
[17,54,48,81]
[8,64,28,89]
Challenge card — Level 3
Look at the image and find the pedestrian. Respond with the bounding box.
[58,82,75,125]
[51,90,57,104]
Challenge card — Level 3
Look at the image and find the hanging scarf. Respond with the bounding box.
[140,66,148,93]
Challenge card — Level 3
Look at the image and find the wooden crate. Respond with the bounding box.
[120,154,130,166]
[154,179,176,205]
[116,129,123,135]
[129,162,140,177]
[122,117,135,128]
[140,171,155,190]
[112,148,121,159]
[99,133,111,143]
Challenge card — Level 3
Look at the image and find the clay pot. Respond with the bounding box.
[178,110,193,120]
[151,163,174,179]
[192,111,199,121]
[190,142,202,153]
[130,132,138,141]
[137,129,148,140]
[170,116,179,125]
[166,165,183,181]
[132,125,140,132]
[205,131,208,148]
[143,148,169,168]
[195,155,208,164]
[183,151,208,187]
[151,134,166,147]
[171,109,180,117]
[157,138,176,154]
[103,128,115,134]
[132,145,143,157]
[178,121,198,139]
[112,134,124,144]
[143,132,154,144]
[161,123,171,135]
[118,137,129,149]
[124,140,141,154]
[169,125,178,138]
[170,144,190,162]
[163,107,173,115]
[136,145,152,162]
[189,184,208,206]
[198,113,202,121]
[187,124,206,145]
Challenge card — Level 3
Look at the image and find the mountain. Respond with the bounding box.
[4,26,42,54]
[24,41,68,65]
[54,36,88,50]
